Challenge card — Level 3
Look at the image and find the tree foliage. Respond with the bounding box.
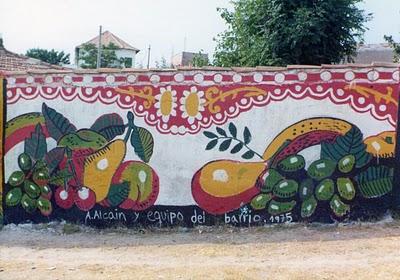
[155,56,170,69]
[26,48,70,65]
[384,35,400,63]
[192,50,209,67]
[78,42,122,69]
[214,0,371,67]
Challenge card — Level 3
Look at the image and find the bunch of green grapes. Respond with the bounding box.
[250,154,357,221]
[5,153,53,216]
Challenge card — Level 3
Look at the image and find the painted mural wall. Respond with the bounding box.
[1,65,400,227]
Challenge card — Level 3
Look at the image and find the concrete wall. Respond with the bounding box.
[1,65,400,227]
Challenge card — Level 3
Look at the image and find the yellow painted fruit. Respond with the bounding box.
[83,139,126,202]
[199,160,266,198]
[192,160,267,214]
[364,131,396,158]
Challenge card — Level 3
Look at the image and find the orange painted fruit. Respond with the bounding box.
[192,160,266,214]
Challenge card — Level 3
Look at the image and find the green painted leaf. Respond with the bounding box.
[242,150,255,159]
[34,159,47,171]
[228,123,237,137]
[130,126,154,163]
[219,139,232,151]
[355,166,394,198]
[24,124,47,161]
[90,113,125,141]
[216,127,227,137]
[231,142,243,154]
[107,182,130,207]
[203,131,218,139]
[49,168,73,186]
[206,139,218,150]
[321,126,371,168]
[243,127,252,144]
[42,103,76,142]
[45,147,65,173]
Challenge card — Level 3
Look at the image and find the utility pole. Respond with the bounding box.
[147,45,151,69]
[97,25,102,69]
[170,46,174,68]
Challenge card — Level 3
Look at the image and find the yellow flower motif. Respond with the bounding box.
[180,86,205,124]
[154,86,177,122]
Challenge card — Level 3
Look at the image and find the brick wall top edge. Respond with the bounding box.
[3,63,399,76]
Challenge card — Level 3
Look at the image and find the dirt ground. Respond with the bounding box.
[1,218,400,280]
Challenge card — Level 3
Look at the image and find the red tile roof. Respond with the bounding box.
[0,44,68,71]
[77,31,139,52]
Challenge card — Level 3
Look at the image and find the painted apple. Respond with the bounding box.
[112,161,159,211]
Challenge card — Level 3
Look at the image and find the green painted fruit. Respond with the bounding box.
[307,159,336,180]
[250,193,272,210]
[24,180,41,199]
[337,178,356,201]
[5,188,22,206]
[315,179,335,201]
[273,179,298,198]
[58,129,107,150]
[21,194,37,213]
[330,194,350,217]
[34,159,47,170]
[268,200,296,215]
[299,178,315,201]
[278,155,305,172]
[40,185,52,200]
[261,169,283,193]
[18,153,32,171]
[37,197,52,216]
[8,171,25,187]
[338,155,355,174]
[32,168,50,186]
[301,196,318,218]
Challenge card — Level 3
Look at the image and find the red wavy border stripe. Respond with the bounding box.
[5,80,398,135]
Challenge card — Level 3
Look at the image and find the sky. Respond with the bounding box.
[1,0,399,67]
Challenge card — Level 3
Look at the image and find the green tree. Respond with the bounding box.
[192,50,209,67]
[78,42,122,69]
[26,48,70,65]
[214,0,371,67]
[155,56,170,69]
[384,35,400,63]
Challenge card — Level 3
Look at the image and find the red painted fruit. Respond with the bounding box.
[112,161,159,211]
[74,187,96,211]
[54,186,75,209]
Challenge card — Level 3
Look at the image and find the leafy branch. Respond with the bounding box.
[203,123,263,160]
[124,112,154,163]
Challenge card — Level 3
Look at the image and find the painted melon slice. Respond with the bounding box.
[5,112,48,153]
[264,118,352,161]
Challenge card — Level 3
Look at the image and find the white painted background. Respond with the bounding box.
[5,95,393,205]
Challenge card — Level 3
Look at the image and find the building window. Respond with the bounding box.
[123,57,133,68]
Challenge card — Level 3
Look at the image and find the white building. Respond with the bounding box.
[75,31,140,68]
